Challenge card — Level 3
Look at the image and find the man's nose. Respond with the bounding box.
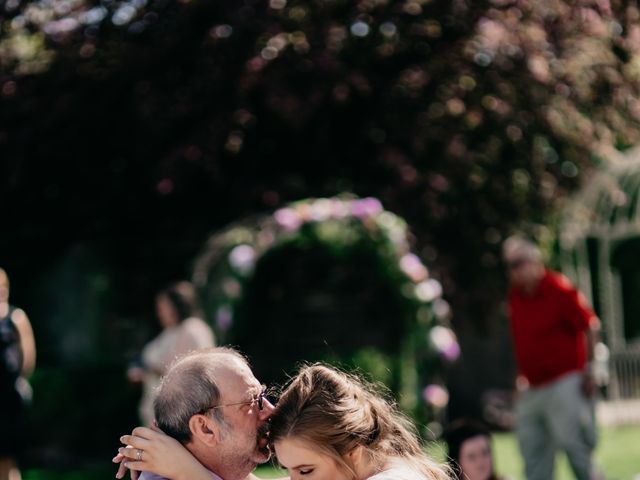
[258,397,275,420]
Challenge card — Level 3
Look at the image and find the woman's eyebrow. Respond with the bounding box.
[290,464,314,470]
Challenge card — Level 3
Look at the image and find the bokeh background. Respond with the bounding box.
[2,0,640,478]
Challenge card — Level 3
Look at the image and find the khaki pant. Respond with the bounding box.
[515,372,596,480]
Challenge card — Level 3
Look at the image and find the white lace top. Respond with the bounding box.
[367,458,430,480]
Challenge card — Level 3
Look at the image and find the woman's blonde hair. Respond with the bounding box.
[270,364,450,480]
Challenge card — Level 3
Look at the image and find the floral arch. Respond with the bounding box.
[192,196,459,427]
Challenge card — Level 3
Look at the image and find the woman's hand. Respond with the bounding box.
[113,451,139,480]
[117,427,211,480]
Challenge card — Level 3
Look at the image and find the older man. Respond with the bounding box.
[118,347,276,480]
[503,236,599,480]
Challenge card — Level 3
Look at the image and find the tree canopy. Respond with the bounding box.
[2,0,640,331]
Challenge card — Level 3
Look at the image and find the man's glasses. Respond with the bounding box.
[506,258,528,271]
[199,386,269,415]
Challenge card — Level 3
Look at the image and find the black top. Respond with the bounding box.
[0,306,22,389]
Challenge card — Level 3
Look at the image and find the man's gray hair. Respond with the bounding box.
[153,347,248,443]
[502,235,543,263]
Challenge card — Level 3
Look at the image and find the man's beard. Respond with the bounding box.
[255,422,271,461]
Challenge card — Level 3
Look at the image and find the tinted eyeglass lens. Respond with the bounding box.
[257,388,268,410]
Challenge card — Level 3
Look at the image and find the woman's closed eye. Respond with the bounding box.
[299,468,314,475]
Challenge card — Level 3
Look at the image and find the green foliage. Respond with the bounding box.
[26,365,140,465]
[3,0,640,334]
[4,1,639,469]
[349,347,395,386]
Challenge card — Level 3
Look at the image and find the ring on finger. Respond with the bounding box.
[136,449,143,461]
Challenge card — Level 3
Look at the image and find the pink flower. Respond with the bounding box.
[399,253,428,282]
[229,245,256,275]
[415,279,442,302]
[423,384,449,408]
[215,307,233,331]
[274,208,302,232]
[156,178,174,195]
[430,326,461,362]
[350,197,383,218]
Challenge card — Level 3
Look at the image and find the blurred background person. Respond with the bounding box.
[0,268,36,480]
[127,281,215,425]
[503,236,599,480]
[444,419,503,480]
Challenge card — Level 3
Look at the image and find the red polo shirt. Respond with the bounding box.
[508,269,596,387]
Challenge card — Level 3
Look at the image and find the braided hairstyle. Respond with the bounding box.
[270,364,450,480]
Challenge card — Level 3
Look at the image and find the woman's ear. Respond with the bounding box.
[188,414,219,446]
[348,445,376,479]
[347,445,364,466]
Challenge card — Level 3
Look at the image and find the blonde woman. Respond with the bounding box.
[271,364,450,480]
[126,282,215,425]
[117,362,450,480]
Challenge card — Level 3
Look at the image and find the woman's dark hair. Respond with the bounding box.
[158,281,202,322]
[443,419,497,480]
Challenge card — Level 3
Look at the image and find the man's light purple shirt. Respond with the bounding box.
[139,469,223,480]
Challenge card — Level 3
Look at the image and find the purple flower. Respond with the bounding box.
[350,197,383,218]
[156,178,174,195]
[216,306,233,331]
[229,245,256,275]
[432,299,451,321]
[399,253,428,282]
[415,279,442,302]
[423,384,449,408]
[309,199,334,222]
[429,326,461,362]
[274,207,302,232]
[328,199,349,219]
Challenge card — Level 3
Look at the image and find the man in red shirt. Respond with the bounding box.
[503,236,599,480]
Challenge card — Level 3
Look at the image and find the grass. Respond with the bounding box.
[23,425,640,480]
[432,425,640,480]
[491,425,640,480]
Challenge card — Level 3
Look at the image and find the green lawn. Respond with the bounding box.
[23,425,640,480]
[429,425,640,480]
[491,425,640,480]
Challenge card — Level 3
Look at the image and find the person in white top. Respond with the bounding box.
[127,282,215,425]
[271,364,451,480]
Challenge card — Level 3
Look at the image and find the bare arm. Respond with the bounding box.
[585,317,600,363]
[116,428,289,480]
[118,427,212,480]
[12,309,36,377]
[582,317,601,397]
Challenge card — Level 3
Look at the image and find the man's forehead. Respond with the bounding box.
[505,246,529,261]
[216,357,261,395]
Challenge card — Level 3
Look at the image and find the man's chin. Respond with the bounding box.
[252,449,271,464]
[254,431,271,462]
[253,441,271,463]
